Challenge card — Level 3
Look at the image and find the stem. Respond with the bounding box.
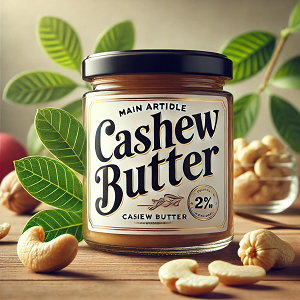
[258,36,287,93]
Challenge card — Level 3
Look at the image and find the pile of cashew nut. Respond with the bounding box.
[234,135,293,205]
[158,229,295,296]
[159,258,266,295]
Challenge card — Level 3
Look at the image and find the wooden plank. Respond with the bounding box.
[1,201,300,281]
[1,234,299,281]
[1,280,300,300]
[1,195,300,300]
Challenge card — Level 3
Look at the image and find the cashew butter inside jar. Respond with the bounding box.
[82,50,234,255]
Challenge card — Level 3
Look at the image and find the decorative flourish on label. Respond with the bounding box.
[147,194,184,211]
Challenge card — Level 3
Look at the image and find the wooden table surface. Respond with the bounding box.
[1,197,300,300]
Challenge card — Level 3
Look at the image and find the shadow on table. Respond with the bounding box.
[266,265,300,280]
[0,241,17,245]
[46,269,101,280]
[229,284,279,291]
[278,206,300,216]
[192,284,279,299]
[189,292,234,299]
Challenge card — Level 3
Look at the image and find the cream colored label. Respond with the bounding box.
[86,95,228,235]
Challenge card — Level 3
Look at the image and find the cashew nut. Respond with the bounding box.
[279,152,291,163]
[278,153,292,177]
[234,138,248,153]
[254,155,282,178]
[238,229,295,271]
[0,170,40,214]
[159,259,219,295]
[0,223,11,240]
[262,135,284,153]
[234,156,244,178]
[17,226,78,273]
[236,185,274,205]
[234,171,261,198]
[271,180,291,200]
[265,152,280,165]
[208,260,266,285]
[237,140,268,164]
[249,185,274,204]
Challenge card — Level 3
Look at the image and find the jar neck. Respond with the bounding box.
[90,74,229,93]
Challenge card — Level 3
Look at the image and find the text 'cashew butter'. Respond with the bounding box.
[82,50,234,255]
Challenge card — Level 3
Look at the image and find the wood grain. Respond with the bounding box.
[1,198,300,299]
[1,280,300,300]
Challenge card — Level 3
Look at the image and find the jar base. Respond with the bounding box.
[84,235,234,256]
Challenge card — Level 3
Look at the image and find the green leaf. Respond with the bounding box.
[221,31,276,84]
[3,71,78,105]
[271,56,300,89]
[35,108,86,175]
[23,209,82,242]
[289,2,300,32]
[270,95,300,153]
[27,123,44,155]
[38,16,82,71]
[94,20,135,53]
[14,156,83,212]
[62,99,83,123]
[233,93,260,138]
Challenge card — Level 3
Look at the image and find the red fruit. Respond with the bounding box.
[0,133,28,182]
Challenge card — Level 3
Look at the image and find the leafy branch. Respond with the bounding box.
[221,2,300,153]
[4,17,135,241]
[15,108,85,241]
[3,17,135,156]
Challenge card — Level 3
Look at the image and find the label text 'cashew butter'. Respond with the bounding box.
[82,50,233,254]
[86,98,228,234]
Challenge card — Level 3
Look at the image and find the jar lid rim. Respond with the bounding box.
[82,49,233,81]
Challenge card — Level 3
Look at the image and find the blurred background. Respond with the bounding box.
[1,0,300,148]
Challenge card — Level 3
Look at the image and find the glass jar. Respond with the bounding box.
[234,139,298,214]
[82,50,234,255]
